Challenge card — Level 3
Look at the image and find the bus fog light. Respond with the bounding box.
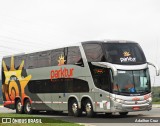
[147,97,152,102]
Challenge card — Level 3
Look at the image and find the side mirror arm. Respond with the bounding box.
[147,62,160,76]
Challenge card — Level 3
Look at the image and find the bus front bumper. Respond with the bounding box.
[111,102,152,112]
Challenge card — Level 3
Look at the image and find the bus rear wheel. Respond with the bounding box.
[24,99,32,114]
[85,99,94,117]
[16,99,24,114]
[70,99,82,117]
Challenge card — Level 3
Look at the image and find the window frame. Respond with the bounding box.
[66,46,84,66]
[82,43,105,62]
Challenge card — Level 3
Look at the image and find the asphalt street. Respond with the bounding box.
[0,106,160,126]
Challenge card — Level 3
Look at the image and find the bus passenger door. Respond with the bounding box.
[95,89,111,112]
[93,67,112,112]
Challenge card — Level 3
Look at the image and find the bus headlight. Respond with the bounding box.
[147,97,152,102]
[115,98,124,103]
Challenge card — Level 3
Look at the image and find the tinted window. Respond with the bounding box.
[90,65,111,92]
[83,44,104,62]
[28,78,89,93]
[51,48,65,66]
[67,47,83,66]
[27,53,38,69]
[104,43,146,65]
[28,79,65,93]
[65,78,89,93]
[14,55,27,69]
[38,51,51,67]
[2,57,11,70]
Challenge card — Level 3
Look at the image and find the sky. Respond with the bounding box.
[0,0,160,86]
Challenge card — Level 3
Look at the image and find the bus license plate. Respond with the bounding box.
[133,107,140,110]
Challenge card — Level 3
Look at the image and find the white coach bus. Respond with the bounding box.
[2,40,159,117]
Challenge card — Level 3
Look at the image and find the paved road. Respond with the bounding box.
[0,106,160,126]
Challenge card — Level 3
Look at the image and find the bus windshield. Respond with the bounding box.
[104,43,146,65]
[112,69,151,95]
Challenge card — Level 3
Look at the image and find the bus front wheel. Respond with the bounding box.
[24,99,32,114]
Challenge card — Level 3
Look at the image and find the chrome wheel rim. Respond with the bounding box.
[86,103,92,113]
[26,102,31,112]
[72,102,78,113]
[17,102,22,112]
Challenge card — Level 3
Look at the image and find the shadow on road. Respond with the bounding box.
[33,111,147,118]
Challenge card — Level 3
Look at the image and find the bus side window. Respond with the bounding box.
[67,46,84,66]
[65,78,89,93]
[38,51,51,67]
[27,53,38,69]
[51,48,65,66]
[2,57,10,84]
[82,44,104,62]
[14,55,27,69]
[2,57,11,70]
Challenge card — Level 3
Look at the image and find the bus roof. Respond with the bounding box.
[81,40,137,44]
[2,40,138,58]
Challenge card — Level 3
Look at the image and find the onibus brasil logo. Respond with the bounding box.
[2,56,32,103]
[50,55,74,81]
[120,51,136,63]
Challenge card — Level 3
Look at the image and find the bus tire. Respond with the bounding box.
[119,112,128,116]
[24,99,32,114]
[70,99,82,117]
[85,99,94,117]
[16,99,24,114]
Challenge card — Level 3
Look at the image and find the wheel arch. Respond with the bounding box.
[14,97,21,108]
[68,95,80,108]
[81,95,95,111]
[23,96,32,105]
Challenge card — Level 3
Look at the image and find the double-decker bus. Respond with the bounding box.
[1,41,159,117]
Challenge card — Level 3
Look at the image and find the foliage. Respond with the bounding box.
[152,86,160,103]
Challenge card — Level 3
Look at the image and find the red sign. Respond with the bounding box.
[50,67,74,81]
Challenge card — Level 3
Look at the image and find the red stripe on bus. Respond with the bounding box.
[3,101,15,106]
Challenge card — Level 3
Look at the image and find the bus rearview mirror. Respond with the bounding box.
[147,62,160,76]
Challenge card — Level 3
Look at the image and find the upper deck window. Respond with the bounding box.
[38,51,51,67]
[83,44,104,62]
[51,48,65,66]
[104,43,146,65]
[27,53,38,69]
[67,46,83,66]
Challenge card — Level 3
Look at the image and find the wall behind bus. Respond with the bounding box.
[0,0,160,86]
